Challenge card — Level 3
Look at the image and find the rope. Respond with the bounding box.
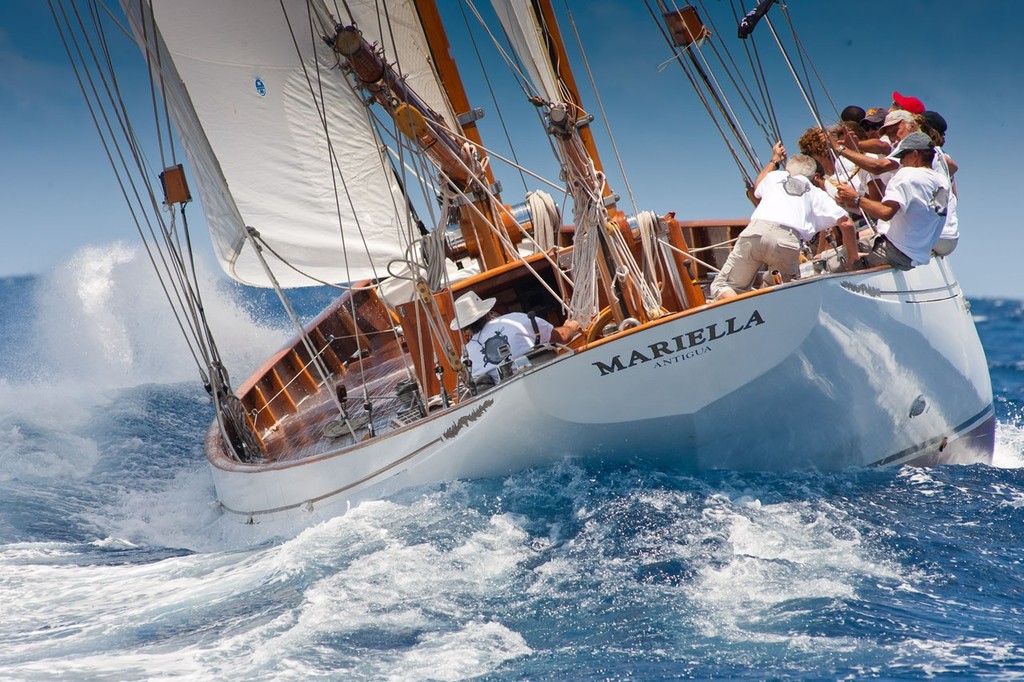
[555,134,661,324]
[527,191,560,252]
[659,238,723,274]
[688,235,740,253]
[421,227,448,291]
[637,211,663,299]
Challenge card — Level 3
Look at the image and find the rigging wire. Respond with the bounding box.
[725,0,782,145]
[462,0,563,165]
[456,0,529,195]
[55,0,284,460]
[50,1,211,383]
[643,0,754,188]
[776,4,839,125]
[50,1,263,463]
[662,0,764,170]
[696,0,779,146]
[287,1,367,398]
[560,0,639,217]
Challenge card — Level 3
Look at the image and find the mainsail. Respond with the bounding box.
[121,0,458,288]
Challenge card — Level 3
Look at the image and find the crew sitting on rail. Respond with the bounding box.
[835,132,949,271]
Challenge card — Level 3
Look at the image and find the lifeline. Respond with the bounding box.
[591,309,765,376]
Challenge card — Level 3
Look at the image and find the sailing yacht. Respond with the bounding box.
[55,0,993,522]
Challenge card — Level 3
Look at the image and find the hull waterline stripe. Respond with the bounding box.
[868,404,996,467]
[218,435,444,518]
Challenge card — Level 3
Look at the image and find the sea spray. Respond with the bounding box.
[33,243,287,387]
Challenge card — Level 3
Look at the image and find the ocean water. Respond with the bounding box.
[1,246,1022,681]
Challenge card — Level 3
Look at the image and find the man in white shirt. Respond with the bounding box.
[450,291,581,384]
[835,132,949,270]
[710,145,860,301]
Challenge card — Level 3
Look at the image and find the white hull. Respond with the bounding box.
[208,258,994,521]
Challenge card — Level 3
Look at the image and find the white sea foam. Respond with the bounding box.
[992,421,1024,468]
[1,497,533,679]
[0,378,102,481]
[238,503,533,679]
[687,492,900,645]
[889,636,1021,677]
[0,243,299,543]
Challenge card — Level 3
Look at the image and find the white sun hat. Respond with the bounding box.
[449,291,496,330]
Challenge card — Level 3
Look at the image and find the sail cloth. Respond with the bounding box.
[490,0,563,105]
[340,1,463,133]
[120,1,452,288]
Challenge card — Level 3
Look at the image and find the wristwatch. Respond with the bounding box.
[837,144,846,154]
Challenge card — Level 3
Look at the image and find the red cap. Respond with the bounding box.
[892,91,925,115]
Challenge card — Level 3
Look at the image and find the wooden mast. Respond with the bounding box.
[330,24,509,272]
[532,0,614,209]
[411,0,517,272]
[531,0,643,325]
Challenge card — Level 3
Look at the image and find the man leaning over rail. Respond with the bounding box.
[710,144,863,301]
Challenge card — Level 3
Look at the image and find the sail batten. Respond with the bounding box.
[120,0,455,288]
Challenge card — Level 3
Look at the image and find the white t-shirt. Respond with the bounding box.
[750,170,847,241]
[932,146,959,240]
[876,166,950,265]
[465,312,554,381]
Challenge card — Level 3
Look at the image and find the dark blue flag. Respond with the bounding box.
[738,0,778,39]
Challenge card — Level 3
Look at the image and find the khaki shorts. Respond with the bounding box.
[711,219,801,298]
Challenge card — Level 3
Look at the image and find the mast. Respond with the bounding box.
[532,0,613,209]
[495,0,653,325]
[330,21,511,272]
[413,0,494,182]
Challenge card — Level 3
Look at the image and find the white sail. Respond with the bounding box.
[121,0,450,288]
[490,0,563,104]
[341,1,462,132]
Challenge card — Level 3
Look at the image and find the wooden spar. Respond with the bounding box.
[331,25,510,271]
[533,0,613,209]
[531,0,641,324]
[332,27,468,182]
[412,1,494,187]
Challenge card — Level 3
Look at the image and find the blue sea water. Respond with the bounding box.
[1,246,1022,681]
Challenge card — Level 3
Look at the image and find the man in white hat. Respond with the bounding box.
[450,291,581,383]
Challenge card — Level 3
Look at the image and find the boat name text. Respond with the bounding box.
[591,309,766,376]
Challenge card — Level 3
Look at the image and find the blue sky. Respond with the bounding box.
[1,1,1020,299]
